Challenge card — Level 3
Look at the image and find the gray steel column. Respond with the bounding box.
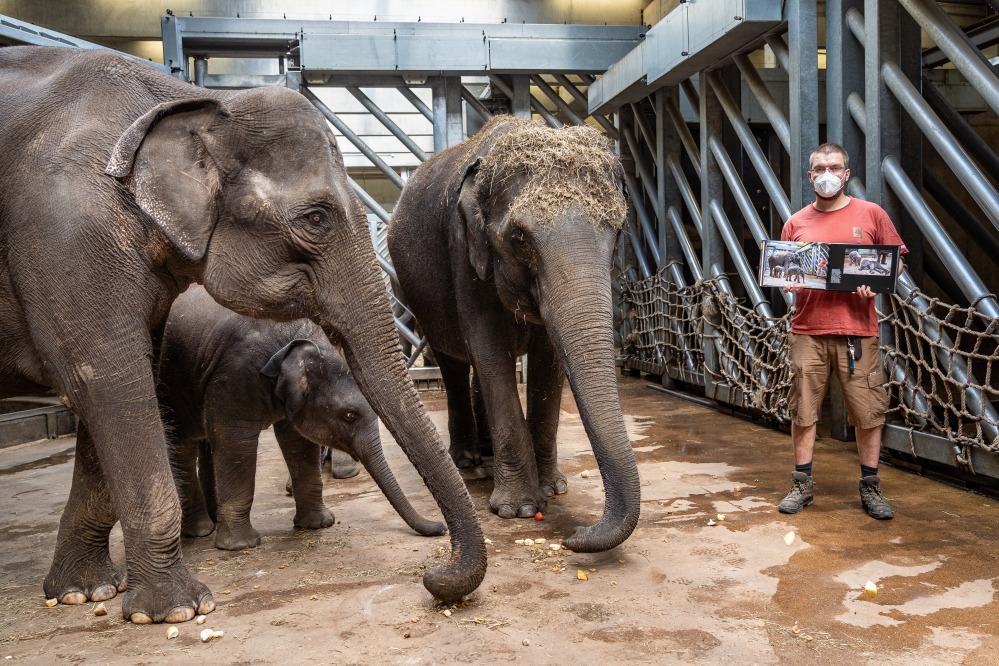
[432,77,464,152]
[700,73,726,399]
[864,0,903,218]
[509,75,532,118]
[826,0,866,176]
[786,0,819,211]
[193,57,208,87]
[657,88,683,278]
[160,15,187,80]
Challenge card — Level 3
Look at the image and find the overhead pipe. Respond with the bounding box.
[707,137,794,309]
[303,87,406,190]
[922,78,999,185]
[733,53,791,153]
[346,86,428,162]
[551,74,619,138]
[459,84,493,123]
[664,94,702,178]
[706,71,794,222]
[622,169,663,268]
[881,61,999,234]
[532,76,586,126]
[899,0,999,116]
[396,85,434,122]
[922,167,999,261]
[882,156,999,319]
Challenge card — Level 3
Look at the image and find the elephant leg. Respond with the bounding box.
[209,430,263,550]
[325,446,361,479]
[43,422,124,604]
[169,438,215,538]
[275,421,334,530]
[471,355,546,519]
[46,375,212,623]
[471,371,493,458]
[527,330,567,498]
[436,352,480,469]
[198,439,218,523]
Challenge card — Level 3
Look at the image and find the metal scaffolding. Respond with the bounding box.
[1,3,996,481]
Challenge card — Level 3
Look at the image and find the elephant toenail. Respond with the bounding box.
[130,612,153,624]
[60,591,87,605]
[198,596,216,614]
[517,505,536,518]
[497,505,515,519]
[164,607,195,624]
[90,585,117,602]
[556,480,568,494]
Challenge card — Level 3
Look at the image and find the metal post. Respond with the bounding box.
[160,15,187,80]
[700,72,726,400]
[826,0,866,174]
[786,0,820,212]
[432,77,464,152]
[193,57,207,87]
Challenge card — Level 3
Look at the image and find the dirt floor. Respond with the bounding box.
[0,375,997,665]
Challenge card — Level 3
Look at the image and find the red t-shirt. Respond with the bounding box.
[781,197,907,337]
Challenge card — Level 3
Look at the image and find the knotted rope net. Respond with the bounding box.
[622,270,999,469]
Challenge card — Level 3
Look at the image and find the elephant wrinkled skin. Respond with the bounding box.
[388,116,641,553]
[159,286,446,550]
[0,47,484,622]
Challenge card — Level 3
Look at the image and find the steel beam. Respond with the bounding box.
[347,86,428,161]
[432,77,465,151]
[786,0,819,212]
[826,0,866,176]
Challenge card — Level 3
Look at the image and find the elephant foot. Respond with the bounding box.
[121,564,214,624]
[448,441,482,469]
[293,505,335,530]
[43,553,126,605]
[539,467,568,498]
[181,510,216,539]
[489,482,548,520]
[324,448,361,479]
[214,522,261,551]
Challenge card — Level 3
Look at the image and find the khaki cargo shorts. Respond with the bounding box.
[787,333,888,430]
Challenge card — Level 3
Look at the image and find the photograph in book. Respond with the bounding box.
[758,240,901,294]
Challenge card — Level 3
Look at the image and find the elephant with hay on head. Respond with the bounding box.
[388,116,641,554]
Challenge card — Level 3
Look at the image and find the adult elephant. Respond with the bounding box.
[0,47,484,623]
[387,116,640,553]
[159,286,446,551]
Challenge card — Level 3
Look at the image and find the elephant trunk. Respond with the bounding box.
[316,244,485,602]
[354,430,447,537]
[540,268,641,553]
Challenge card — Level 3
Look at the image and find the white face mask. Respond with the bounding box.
[812,171,844,197]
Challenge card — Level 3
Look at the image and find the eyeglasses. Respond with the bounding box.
[810,165,846,175]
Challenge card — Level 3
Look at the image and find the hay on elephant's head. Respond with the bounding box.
[478,118,626,229]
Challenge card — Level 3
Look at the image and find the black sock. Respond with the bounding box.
[861,464,878,478]
[795,462,813,477]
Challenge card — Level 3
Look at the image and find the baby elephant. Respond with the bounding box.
[158,286,445,551]
[860,258,891,275]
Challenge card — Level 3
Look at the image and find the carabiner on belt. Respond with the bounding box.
[847,337,856,375]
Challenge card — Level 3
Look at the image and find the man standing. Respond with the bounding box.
[778,143,906,520]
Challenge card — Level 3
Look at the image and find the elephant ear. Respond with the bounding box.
[457,158,492,282]
[261,339,323,418]
[105,98,230,262]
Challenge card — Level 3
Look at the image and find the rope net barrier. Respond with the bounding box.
[622,271,999,463]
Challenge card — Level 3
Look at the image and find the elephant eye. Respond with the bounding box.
[341,410,359,423]
[308,212,324,225]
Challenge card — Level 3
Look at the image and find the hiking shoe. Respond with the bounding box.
[860,475,894,520]
[778,472,814,514]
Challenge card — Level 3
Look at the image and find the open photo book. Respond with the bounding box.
[758,240,901,294]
